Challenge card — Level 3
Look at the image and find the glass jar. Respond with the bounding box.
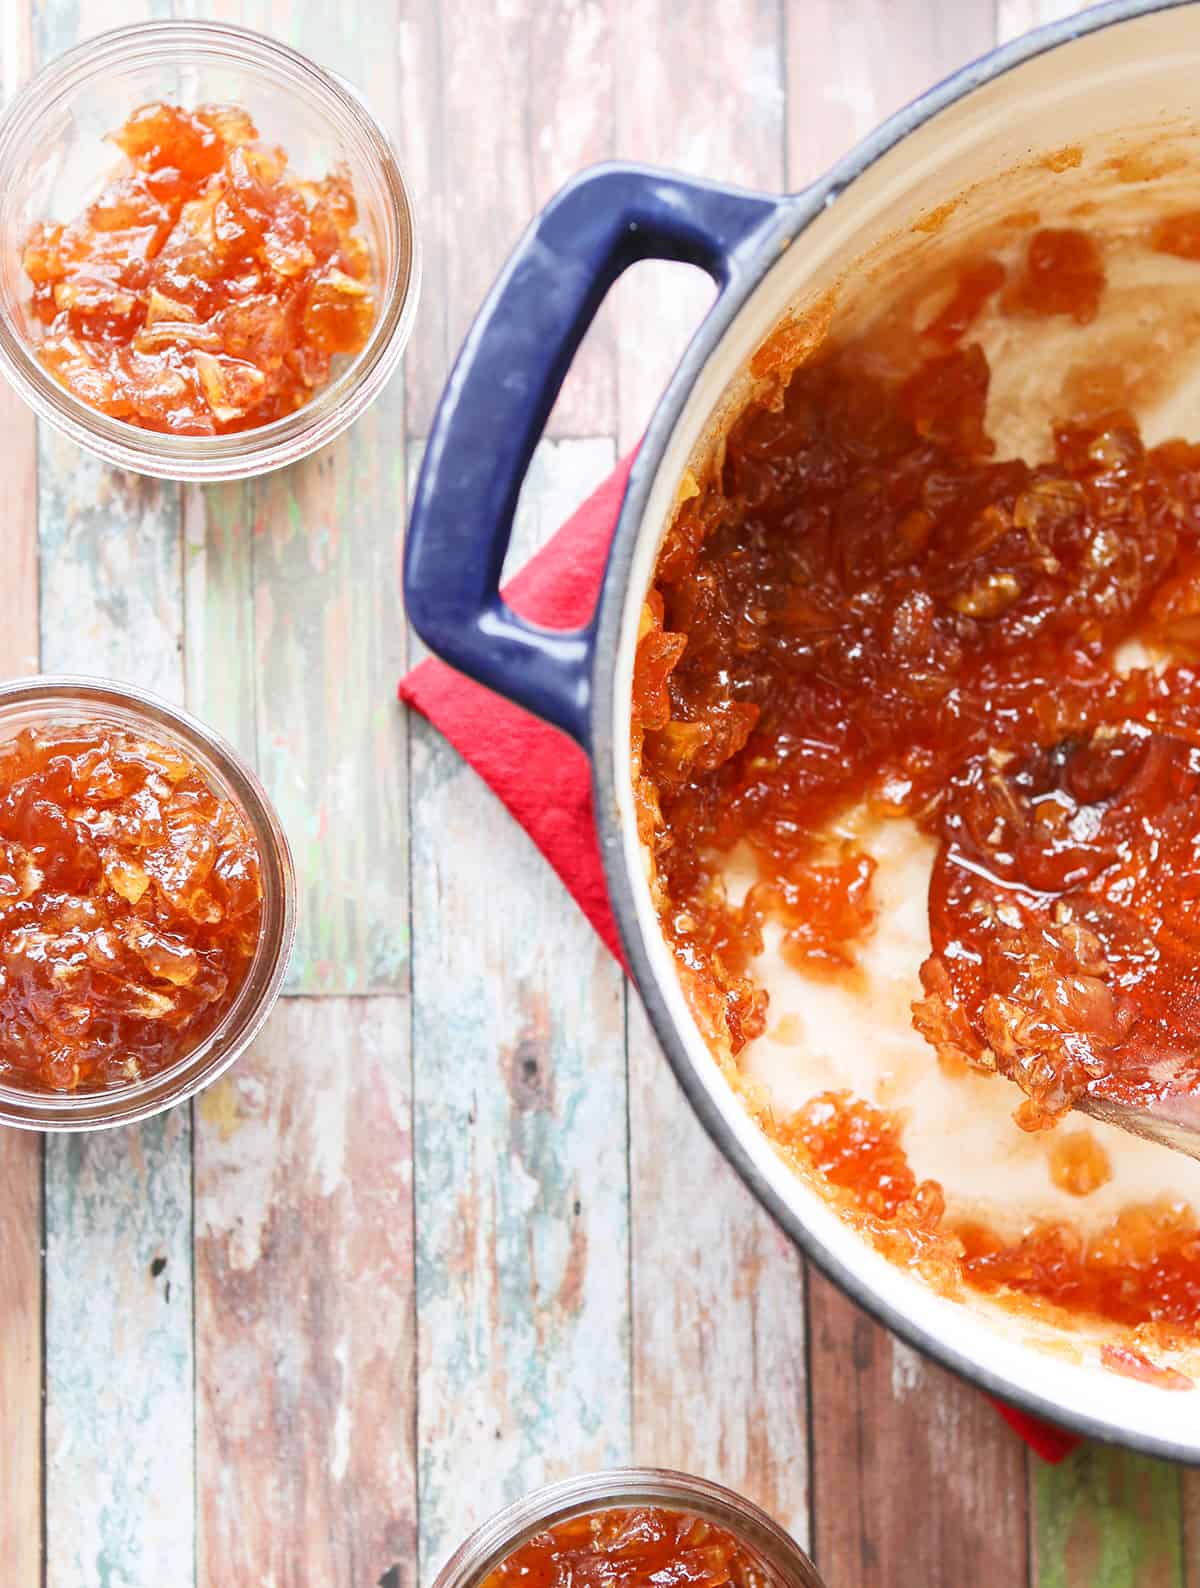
[430,1469,826,1588]
[0,676,295,1131]
[0,19,419,481]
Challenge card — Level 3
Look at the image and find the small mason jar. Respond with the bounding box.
[0,676,296,1131]
[430,1469,826,1588]
[0,20,419,481]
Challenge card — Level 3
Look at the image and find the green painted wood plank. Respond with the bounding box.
[38,435,196,1588]
[409,438,631,1585]
[178,0,410,995]
[1033,1445,1184,1588]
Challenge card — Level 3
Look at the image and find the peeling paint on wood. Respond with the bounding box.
[410,439,630,1585]
[189,390,409,994]
[627,999,810,1545]
[610,0,783,452]
[395,0,616,438]
[37,411,194,1585]
[1033,1445,1184,1588]
[194,997,416,1587]
[0,18,41,1581]
[808,1271,1029,1584]
[786,1,995,186]
[996,0,1098,43]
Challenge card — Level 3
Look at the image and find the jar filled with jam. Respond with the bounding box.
[431,1470,824,1588]
[0,21,419,481]
[0,677,294,1131]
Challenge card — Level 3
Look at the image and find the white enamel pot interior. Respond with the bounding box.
[595,0,1200,1459]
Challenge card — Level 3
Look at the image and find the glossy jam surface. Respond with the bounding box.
[479,1508,769,1588]
[0,721,262,1093]
[788,1092,1199,1354]
[21,102,375,433]
[925,727,1200,1126]
[634,231,1200,1124]
[634,225,1200,1340]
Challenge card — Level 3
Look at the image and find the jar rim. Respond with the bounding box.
[0,19,420,482]
[429,1469,824,1588]
[0,674,296,1131]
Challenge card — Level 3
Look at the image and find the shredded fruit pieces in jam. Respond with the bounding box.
[787,1093,1199,1356]
[0,722,262,1093]
[635,230,1200,1125]
[479,1508,767,1588]
[21,102,375,433]
[923,726,1200,1128]
[636,227,1200,1344]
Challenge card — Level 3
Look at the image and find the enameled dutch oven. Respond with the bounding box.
[406,0,1200,1460]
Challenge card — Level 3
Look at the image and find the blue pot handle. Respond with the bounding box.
[404,161,784,745]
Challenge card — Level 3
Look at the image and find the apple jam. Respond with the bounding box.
[788,1091,1200,1353]
[635,237,1200,1127]
[479,1508,767,1588]
[633,226,1200,1344]
[21,102,375,433]
[0,721,262,1093]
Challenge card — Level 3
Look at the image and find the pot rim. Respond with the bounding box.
[589,0,1200,1464]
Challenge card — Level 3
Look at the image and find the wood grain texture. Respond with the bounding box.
[37,428,197,1588]
[194,393,409,995]
[1033,1446,1184,1588]
[0,12,41,1583]
[807,1271,1029,1585]
[179,0,411,997]
[610,0,783,453]
[194,996,416,1588]
[396,0,616,440]
[627,999,809,1544]
[409,439,631,1586]
[785,0,995,187]
[32,30,194,1580]
[996,0,1097,42]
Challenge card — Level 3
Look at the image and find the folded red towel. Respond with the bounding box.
[399,453,1078,1465]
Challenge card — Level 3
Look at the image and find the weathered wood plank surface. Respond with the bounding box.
[34,7,196,1571]
[183,0,411,997]
[398,0,617,440]
[627,1002,810,1542]
[0,14,41,1585]
[808,1272,1029,1584]
[409,439,632,1585]
[37,434,196,1588]
[1033,1447,1185,1588]
[194,996,416,1588]
[178,8,417,1583]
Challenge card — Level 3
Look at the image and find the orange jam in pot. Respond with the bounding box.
[633,226,1200,1341]
[0,719,262,1093]
[480,1508,772,1588]
[20,101,376,433]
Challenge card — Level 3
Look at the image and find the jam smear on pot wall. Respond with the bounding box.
[0,722,262,1093]
[632,226,1200,1346]
[478,1506,767,1588]
[789,1091,1200,1354]
[21,102,376,433]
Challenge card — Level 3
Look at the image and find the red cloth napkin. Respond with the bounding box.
[399,454,1079,1465]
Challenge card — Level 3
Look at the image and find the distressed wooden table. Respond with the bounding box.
[1,0,1198,1583]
